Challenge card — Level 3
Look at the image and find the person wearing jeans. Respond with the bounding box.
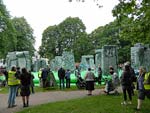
[8,66,20,108]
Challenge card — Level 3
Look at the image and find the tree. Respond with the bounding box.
[0,0,17,58]
[112,0,150,62]
[11,17,35,55]
[39,17,88,61]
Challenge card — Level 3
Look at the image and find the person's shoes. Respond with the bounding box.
[134,108,140,111]
[128,101,132,105]
[87,94,92,96]
[12,104,17,107]
[121,101,127,105]
[7,105,12,108]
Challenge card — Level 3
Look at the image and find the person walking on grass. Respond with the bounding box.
[20,68,31,107]
[135,66,150,111]
[84,67,95,96]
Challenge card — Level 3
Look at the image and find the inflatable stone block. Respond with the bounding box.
[80,55,95,70]
[55,56,63,70]
[131,43,150,71]
[62,51,75,71]
[95,49,102,70]
[101,45,118,75]
[6,51,31,71]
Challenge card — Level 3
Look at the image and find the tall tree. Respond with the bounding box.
[11,17,35,55]
[39,17,88,61]
[0,0,17,58]
[112,0,150,62]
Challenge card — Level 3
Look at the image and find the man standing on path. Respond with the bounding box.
[7,66,20,108]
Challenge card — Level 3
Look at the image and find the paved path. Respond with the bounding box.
[0,89,103,113]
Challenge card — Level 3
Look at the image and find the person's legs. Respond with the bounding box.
[22,96,26,107]
[136,90,145,110]
[11,86,18,106]
[121,87,127,105]
[66,79,68,88]
[137,99,143,109]
[68,78,70,88]
[59,79,62,89]
[26,96,29,107]
[31,86,34,94]
[8,86,13,107]
[62,79,65,89]
[127,87,132,99]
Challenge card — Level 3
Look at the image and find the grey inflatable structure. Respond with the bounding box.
[95,45,118,75]
[50,51,75,71]
[80,55,95,70]
[131,43,150,72]
[6,51,31,71]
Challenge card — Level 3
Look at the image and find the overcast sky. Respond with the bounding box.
[3,0,119,50]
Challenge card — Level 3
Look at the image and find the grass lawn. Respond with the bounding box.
[16,93,150,113]
[0,84,104,94]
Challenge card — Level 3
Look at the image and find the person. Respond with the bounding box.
[38,68,42,87]
[20,68,31,107]
[109,66,119,94]
[125,61,136,95]
[135,66,150,111]
[41,68,48,88]
[1,67,8,86]
[75,66,81,78]
[120,64,132,105]
[58,67,65,89]
[97,64,102,84]
[49,69,57,87]
[65,69,71,88]
[29,71,34,94]
[84,67,95,95]
[7,66,20,108]
[15,67,21,96]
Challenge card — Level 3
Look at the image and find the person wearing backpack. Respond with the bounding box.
[135,66,150,111]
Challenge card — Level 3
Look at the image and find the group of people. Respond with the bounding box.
[7,66,34,108]
[58,67,71,89]
[121,62,150,111]
[117,61,150,111]
[38,67,57,88]
[84,61,150,111]
[5,62,150,111]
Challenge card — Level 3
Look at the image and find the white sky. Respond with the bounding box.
[3,0,119,50]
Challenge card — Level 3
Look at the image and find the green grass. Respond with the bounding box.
[16,93,150,113]
[0,84,104,94]
[0,86,9,93]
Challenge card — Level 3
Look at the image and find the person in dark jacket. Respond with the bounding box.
[41,68,48,88]
[58,67,65,89]
[20,68,31,107]
[97,64,102,84]
[65,69,71,88]
[120,64,132,105]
